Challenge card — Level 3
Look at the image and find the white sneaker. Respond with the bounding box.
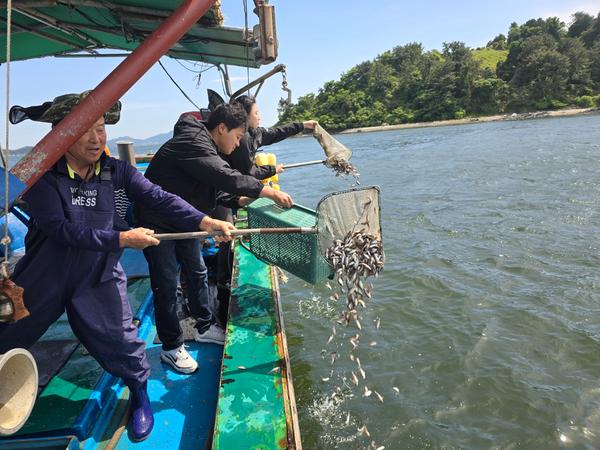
[193,324,225,345]
[160,344,198,374]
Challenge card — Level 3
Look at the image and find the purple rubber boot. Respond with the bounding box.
[129,380,154,441]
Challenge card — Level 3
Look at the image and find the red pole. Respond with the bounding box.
[10,0,217,191]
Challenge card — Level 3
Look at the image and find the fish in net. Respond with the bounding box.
[313,124,360,180]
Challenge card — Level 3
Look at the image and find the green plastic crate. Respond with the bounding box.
[246,198,332,284]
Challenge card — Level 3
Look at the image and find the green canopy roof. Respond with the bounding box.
[0,0,266,67]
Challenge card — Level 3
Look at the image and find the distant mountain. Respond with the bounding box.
[107,131,172,155]
[8,146,32,157]
[8,130,172,159]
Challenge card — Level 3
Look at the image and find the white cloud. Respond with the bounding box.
[542,3,598,25]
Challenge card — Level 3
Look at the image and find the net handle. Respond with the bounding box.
[154,227,317,241]
[282,159,325,169]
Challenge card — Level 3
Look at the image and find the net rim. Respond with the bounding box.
[315,185,383,255]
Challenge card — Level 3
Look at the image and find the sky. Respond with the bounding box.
[1,0,599,149]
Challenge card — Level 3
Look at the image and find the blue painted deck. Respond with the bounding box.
[0,281,224,450]
[84,324,223,450]
[113,342,222,450]
[0,213,300,449]
[0,241,224,449]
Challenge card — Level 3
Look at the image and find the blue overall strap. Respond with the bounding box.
[100,165,112,183]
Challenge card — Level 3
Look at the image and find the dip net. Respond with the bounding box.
[313,125,358,178]
[246,186,382,284]
[316,186,381,254]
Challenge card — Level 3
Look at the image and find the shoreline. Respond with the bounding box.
[338,107,599,134]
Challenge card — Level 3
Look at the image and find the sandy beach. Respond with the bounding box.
[339,107,599,134]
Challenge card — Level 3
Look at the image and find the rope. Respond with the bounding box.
[173,58,213,75]
[2,0,13,275]
[157,59,203,111]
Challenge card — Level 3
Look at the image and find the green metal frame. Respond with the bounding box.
[0,1,262,67]
[247,197,332,284]
[213,242,301,449]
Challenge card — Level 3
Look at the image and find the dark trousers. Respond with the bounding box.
[0,262,150,386]
[212,205,233,325]
[144,239,211,350]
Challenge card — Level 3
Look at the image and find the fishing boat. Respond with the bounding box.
[0,1,302,448]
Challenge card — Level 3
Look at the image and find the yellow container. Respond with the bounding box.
[266,153,278,182]
[255,152,269,166]
[255,152,280,185]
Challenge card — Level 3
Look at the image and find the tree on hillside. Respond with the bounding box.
[487,34,507,50]
[379,42,425,75]
[366,61,399,102]
[560,37,592,95]
[277,92,317,123]
[471,77,509,114]
[545,17,567,40]
[509,35,569,108]
[410,47,462,121]
[442,41,481,108]
[568,12,594,38]
[581,12,600,47]
[508,17,565,43]
[337,61,373,92]
[500,17,567,82]
[591,41,600,84]
[381,43,427,107]
[277,12,600,129]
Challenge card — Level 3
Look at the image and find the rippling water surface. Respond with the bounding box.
[270,114,600,449]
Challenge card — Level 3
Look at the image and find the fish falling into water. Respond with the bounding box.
[325,231,384,327]
[324,230,385,446]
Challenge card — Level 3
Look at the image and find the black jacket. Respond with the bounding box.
[136,115,264,231]
[225,122,304,179]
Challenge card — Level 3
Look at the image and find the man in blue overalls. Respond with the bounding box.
[0,92,235,441]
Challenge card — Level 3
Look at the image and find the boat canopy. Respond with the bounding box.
[0,0,274,67]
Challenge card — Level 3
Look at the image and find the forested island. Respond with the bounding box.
[278,12,600,131]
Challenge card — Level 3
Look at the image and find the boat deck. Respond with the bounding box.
[213,243,300,449]
[0,243,300,449]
